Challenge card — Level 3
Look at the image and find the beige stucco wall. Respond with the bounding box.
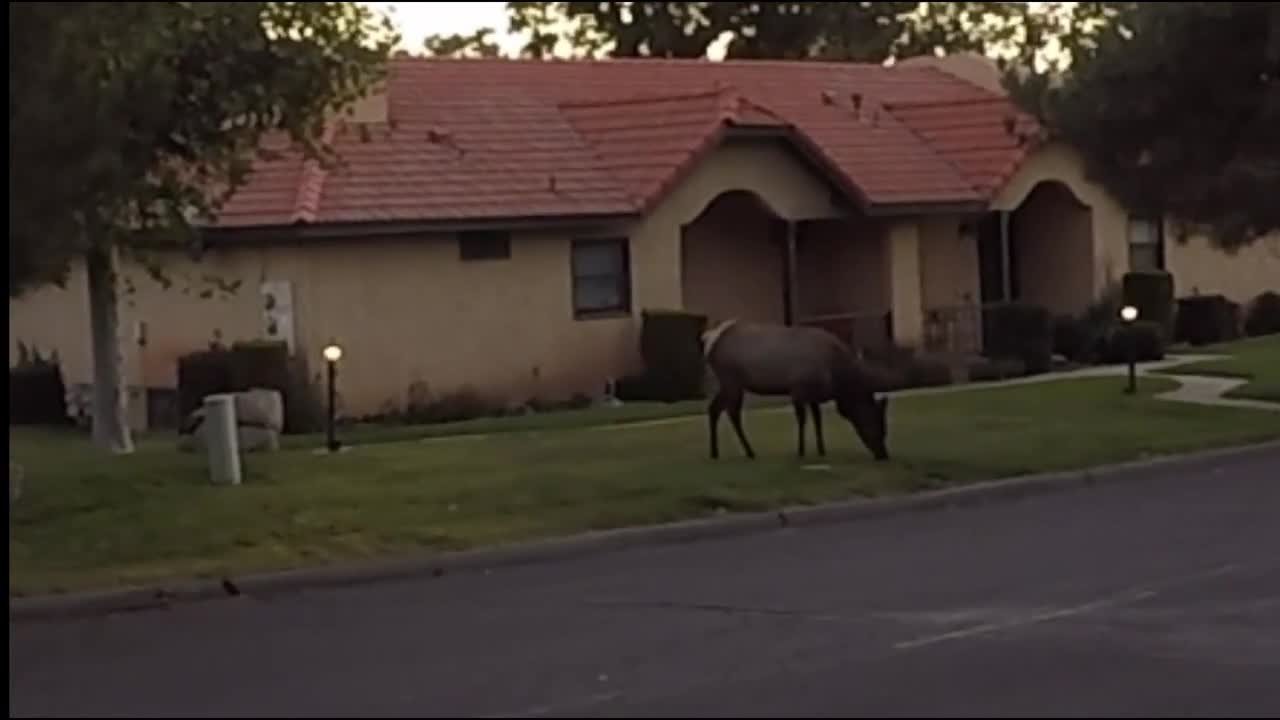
[993,141,1128,302]
[1010,182,1095,315]
[632,137,846,315]
[680,193,785,326]
[9,233,640,419]
[9,137,850,421]
[918,216,979,311]
[1164,229,1280,305]
[796,217,888,318]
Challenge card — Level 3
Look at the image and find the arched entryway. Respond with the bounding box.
[1010,180,1095,315]
[680,190,789,326]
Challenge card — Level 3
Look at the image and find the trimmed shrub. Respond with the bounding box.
[615,372,663,402]
[9,344,69,426]
[1176,295,1241,346]
[1052,314,1090,363]
[983,302,1053,375]
[637,310,708,402]
[1244,290,1280,337]
[177,341,323,433]
[176,348,234,421]
[967,356,1027,383]
[1103,320,1167,363]
[903,357,954,388]
[1122,270,1175,338]
[228,340,291,396]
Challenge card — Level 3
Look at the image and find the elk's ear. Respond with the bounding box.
[877,396,888,416]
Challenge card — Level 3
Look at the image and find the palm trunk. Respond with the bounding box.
[86,242,134,454]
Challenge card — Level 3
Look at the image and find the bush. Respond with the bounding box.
[9,343,69,426]
[636,310,709,402]
[1123,271,1175,337]
[903,357,954,389]
[1175,295,1241,346]
[1244,291,1280,337]
[615,372,663,402]
[1103,321,1167,363]
[1052,314,1090,363]
[983,302,1053,374]
[176,348,234,421]
[177,341,324,433]
[967,356,1027,383]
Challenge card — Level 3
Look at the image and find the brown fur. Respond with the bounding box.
[703,320,889,461]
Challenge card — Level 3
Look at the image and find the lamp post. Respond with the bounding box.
[1120,305,1139,394]
[323,342,343,452]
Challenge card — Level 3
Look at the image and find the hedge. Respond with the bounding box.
[1175,295,1240,346]
[983,302,1053,375]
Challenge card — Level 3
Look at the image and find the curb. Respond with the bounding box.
[11,439,1280,623]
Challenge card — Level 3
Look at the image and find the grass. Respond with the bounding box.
[1160,334,1280,402]
[10,375,1280,597]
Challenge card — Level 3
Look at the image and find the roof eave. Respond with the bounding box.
[198,210,641,247]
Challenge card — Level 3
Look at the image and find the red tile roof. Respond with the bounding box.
[213,56,1041,230]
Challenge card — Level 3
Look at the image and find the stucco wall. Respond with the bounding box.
[9,232,641,419]
[796,217,888,318]
[918,216,979,311]
[993,141,1128,300]
[631,137,846,315]
[1010,182,1095,315]
[680,193,785,326]
[1164,229,1280,305]
[9,137,847,419]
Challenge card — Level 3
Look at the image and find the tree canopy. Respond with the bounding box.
[9,1,398,298]
[1006,2,1280,251]
[426,1,1076,65]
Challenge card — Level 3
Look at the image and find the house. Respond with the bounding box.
[9,55,1279,427]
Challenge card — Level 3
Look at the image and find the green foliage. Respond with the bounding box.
[983,302,1054,374]
[9,2,398,297]
[1104,320,1166,363]
[1176,295,1242,346]
[176,341,324,434]
[424,27,502,58]
[487,2,1082,66]
[637,310,709,402]
[9,343,69,426]
[967,356,1027,383]
[1052,314,1091,363]
[1244,291,1280,337]
[1007,2,1280,251]
[1122,270,1175,338]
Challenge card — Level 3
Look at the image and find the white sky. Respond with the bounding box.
[364,2,525,54]
[363,1,1069,63]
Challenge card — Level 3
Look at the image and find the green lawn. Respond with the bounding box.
[10,375,1280,597]
[1160,334,1280,402]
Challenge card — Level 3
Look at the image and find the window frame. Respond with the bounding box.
[570,237,632,320]
[1127,216,1165,272]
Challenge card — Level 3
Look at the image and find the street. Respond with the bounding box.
[10,447,1280,718]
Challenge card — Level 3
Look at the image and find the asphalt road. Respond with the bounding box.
[10,447,1280,718]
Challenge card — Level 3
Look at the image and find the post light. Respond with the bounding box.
[323,342,343,452]
[1119,305,1139,394]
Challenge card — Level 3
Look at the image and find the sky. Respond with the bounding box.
[363,2,524,54]
[362,1,1068,64]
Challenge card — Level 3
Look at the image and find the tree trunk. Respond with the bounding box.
[86,242,135,454]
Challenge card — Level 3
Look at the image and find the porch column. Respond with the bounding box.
[886,220,924,347]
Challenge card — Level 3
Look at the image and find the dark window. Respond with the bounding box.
[1127,217,1164,271]
[458,230,511,261]
[571,238,630,317]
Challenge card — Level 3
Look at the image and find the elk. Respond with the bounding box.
[702,320,889,461]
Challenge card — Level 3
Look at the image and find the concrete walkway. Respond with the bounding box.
[595,354,1278,434]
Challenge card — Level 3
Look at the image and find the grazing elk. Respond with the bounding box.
[702,320,889,461]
